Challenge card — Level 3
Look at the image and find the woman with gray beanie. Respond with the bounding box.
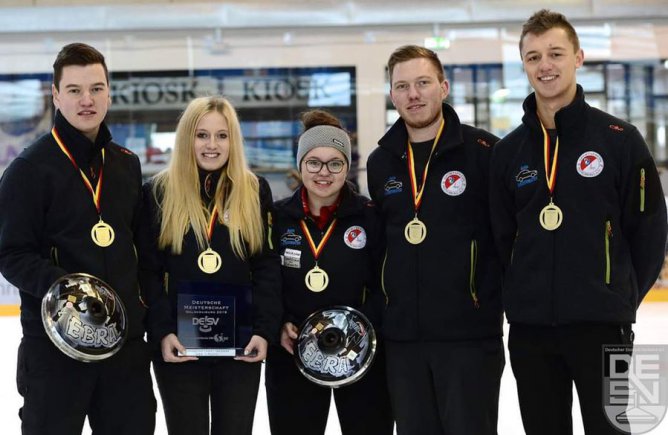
[265,109,394,435]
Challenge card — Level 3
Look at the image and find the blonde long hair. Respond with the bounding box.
[153,96,263,259]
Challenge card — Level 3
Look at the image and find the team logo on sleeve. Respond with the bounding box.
[576,152,604,178]
[280,229,302,246]
[441,171,466,196]
[384,177,403,196]
[516,165,538,188]
[343,226,367,249]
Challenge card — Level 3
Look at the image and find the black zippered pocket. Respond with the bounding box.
[640,168,646,213]
[50,246,59,266]
[380,249,389,305]
[470,240,480,308]
[605,220,613,285]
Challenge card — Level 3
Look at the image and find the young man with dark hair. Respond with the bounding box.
[367,45,504,435]
[490,9,667,435]
[0,42,156,435]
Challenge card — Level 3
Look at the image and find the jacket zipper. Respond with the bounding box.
[50,246,59,266]
[550,230,557,325]
[469,239,480,308]
[640,168,646,213]
[134,243,151,308]
[605,220,612,285]
[510,230,519,266]
[163,272,170,294]
[380,249,389,305]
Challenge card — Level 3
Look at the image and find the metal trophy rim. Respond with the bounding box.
[294,305,377,388]
[41,272,128,362]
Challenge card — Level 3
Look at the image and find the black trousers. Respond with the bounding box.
[16,336,156,435]
[153,357,261,435]
[385,337,505,435]
[265,344,394,435]
[508,323,633,435]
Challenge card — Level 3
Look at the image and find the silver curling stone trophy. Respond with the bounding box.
[41,273,128,362]
[295,306,377,388]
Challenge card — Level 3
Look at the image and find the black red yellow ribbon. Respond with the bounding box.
[539,121,559,196]
[299,218,337,262]
[407,119,445,214]
[52,127,105,215]
[206,208,219,245]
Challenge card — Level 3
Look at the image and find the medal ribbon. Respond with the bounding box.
[299,218,337,262]
[52,128,105,215]
[206,208,219,247]
[539,122,559,196]
[407,119,445,213]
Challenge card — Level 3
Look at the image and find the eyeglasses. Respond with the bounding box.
[303,159,346,174]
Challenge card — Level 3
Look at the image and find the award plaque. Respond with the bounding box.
[42,273,127,362]
[176,281,253,357]
[295,306,377,388]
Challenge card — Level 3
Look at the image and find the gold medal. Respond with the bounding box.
[539,202,563,231]
[299,217,337,293]
[91,220,115,247]
[404,120,444,246]
[198,248,222,274]
[305,265,329,292]
[197,209,222,273]
[404,217,427,245]
[538,122,563,232]
[53,128,114,248]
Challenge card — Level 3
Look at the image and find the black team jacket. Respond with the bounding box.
[138,175,282,349]
[366,103,503,342]
[490,85,667,325]
[272,183,385,329]
[0,111,147,340]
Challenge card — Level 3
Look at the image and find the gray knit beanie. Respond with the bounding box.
[296,125,352,169]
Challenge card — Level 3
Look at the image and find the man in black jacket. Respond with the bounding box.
[367,45,504,435]
[490,10,667,435]
[0,43,155,435]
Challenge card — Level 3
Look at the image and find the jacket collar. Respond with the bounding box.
[53,110,112,168]
[521,84,588,140]
[378,102,465,159]
[282,181,363,221]
[198,167,224,203]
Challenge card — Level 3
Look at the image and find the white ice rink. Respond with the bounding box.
[1,303,667,435]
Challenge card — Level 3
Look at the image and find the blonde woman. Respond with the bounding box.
[138,96,281,435]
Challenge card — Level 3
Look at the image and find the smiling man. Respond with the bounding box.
[0,43,156,435]
[489,10,667,435]
[366,45,504,435]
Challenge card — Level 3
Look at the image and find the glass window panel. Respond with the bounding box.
[579,64,605,93]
